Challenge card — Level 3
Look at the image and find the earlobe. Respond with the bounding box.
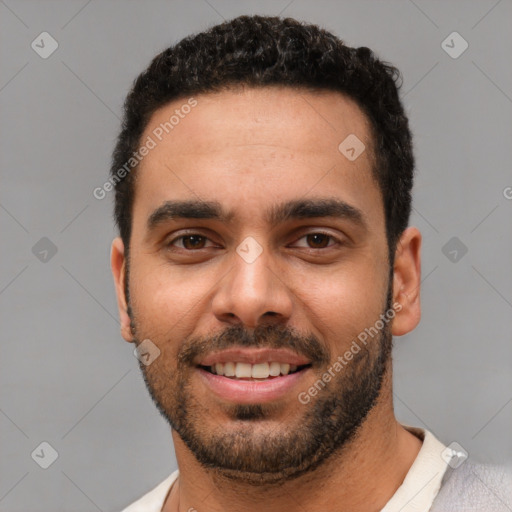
[391,227,422,337]
[111,237,134,343]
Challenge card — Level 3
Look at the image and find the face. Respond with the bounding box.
[111,86,421,484]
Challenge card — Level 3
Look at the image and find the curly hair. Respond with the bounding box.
[111,14,414,258]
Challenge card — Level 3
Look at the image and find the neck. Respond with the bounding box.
[163,369,422,512]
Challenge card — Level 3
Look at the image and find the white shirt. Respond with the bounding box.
[121,425,450,512]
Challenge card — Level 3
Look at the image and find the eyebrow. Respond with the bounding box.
[147,198,367,231]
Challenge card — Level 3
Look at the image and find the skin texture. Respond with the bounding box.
[111,86,423,512]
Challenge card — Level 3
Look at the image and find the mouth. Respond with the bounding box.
[195,349,314,404]
[199,362,312,381]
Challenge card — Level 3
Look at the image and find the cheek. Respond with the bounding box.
[128,258,213,346]
[289,257,388,351]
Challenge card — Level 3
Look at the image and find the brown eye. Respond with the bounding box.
[305,233,332,248]
[181,235,206,249]
[169,234,212,250]
[290,231,342,250]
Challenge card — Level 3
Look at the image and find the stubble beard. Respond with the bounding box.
[129,288,393,486]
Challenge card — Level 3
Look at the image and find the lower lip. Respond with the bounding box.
[197,367,310,404]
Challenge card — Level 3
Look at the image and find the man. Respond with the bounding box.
[110,14,511,512]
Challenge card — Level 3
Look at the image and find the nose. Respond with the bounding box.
[211,245,293,329]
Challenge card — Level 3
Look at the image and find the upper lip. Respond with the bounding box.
[197,347,311,366]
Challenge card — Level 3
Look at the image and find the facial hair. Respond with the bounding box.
[129,288,393,486]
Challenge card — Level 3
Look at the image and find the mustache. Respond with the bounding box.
[178,323,331,368]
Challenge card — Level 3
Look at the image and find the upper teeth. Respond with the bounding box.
[211,362,298,378]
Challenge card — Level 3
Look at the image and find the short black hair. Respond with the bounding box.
[111,14,414,258]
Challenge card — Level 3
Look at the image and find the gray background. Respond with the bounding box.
[1,0,511,510]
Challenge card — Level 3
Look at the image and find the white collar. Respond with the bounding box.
[380,425,450,512]
[121,425,449,512]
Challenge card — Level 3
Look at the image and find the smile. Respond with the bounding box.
[196,363,312,404]
[200,361,311,380]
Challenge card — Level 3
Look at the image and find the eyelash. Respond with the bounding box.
[166,231,341,251]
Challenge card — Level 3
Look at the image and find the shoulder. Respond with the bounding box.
[430,459,512,511]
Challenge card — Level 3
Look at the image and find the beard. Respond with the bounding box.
[128,286,394,486]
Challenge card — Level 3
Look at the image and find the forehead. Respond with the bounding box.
[142,86,372,159]
[132,86,383,232]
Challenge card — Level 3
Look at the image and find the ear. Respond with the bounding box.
[111,237,134,343]
[391,227,422,336]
